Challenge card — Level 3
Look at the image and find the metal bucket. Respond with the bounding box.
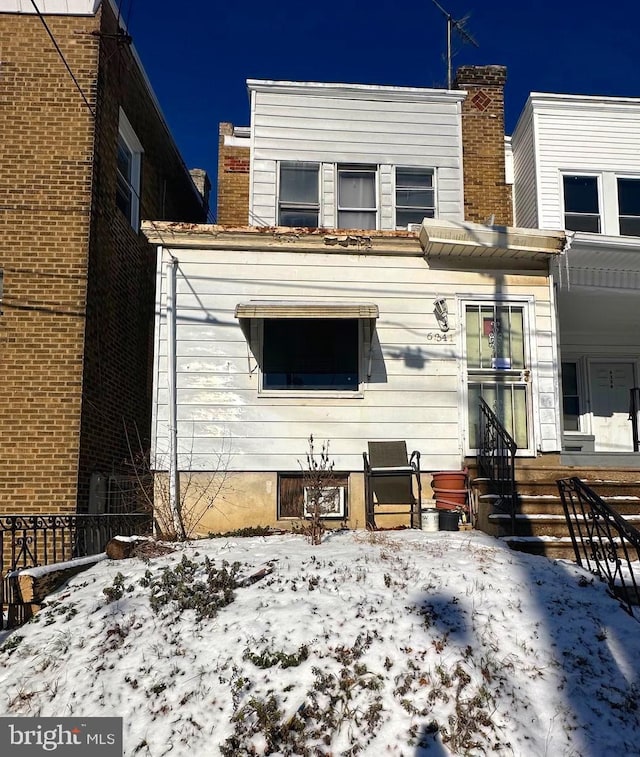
[421,508,439,532]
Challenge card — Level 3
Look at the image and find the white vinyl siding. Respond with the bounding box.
[516,95,640,234]
[152,247,558,472]
[249,83,465,228]
[511,104,538,228]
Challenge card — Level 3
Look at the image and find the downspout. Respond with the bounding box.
[166,253,185,539]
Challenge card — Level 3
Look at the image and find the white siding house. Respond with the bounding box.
[247,80,466,229]
[512,94,640,459]
[145,221,565,534]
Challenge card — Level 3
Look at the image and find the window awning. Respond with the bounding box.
[234,301,379,319]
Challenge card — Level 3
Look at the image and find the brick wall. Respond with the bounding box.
[0,12,98,513]
[454,65,513,227]
[0,5,205,514]
[216,122,250,225]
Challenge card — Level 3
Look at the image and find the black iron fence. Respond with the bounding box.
[2,512,151,628]
[630,387,640,453]
[557,477,640,618]
[477,397,518,535]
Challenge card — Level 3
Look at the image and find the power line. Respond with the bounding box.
[26,2,209,244]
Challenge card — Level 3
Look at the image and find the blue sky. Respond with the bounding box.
[124,0,640,216]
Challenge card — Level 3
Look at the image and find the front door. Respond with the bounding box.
[465,303,532,454]
[589,362,635,452]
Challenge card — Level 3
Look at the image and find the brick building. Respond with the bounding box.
[0,0,206,514]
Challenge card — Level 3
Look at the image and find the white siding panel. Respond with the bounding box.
[250,88,464,228]
[532,102,640,231]
[152,246,559,472]
[511,105,538,227]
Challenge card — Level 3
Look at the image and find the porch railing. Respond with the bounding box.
[477,397,518,535]
[2,512,151,628]
[630,387,640,453]
[557,477,640,618]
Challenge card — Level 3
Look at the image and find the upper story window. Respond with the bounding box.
[562,175,600,233]
[337,165,377,230]
[617,178,640,237]
[395,168,435,229]
[278,162,319,227]
[116,109,143,230]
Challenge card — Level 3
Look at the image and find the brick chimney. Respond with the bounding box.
[454,65,512,226]
[216,122,250,225]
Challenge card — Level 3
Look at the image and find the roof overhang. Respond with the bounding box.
[419,219,567,267]
[235,301,379,319]
[554,232,640,291]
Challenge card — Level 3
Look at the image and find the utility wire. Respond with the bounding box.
[26,1,210,246]
[29,0,96,117]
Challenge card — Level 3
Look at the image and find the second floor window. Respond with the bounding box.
[278,162,319,227]
[115,109,142,229]
[563,175,600,233]
[395,168,435,228]
[617,178,640,237]
[338,165,377,229]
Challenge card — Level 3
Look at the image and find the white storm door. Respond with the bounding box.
[466,303,533,455]
[589,362,635,452]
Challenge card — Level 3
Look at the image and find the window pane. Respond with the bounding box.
[619,217,640,237]
[263,319,359,390]
[562,362,580,431]
[564,213,600,233]
[396,189,435,208]
[338,210,376,230]
[396,168,433,189]
[563,175,599,213]
[338,169,376,209]
[280,163,318,204]
[117,138,132,182]
[279,209,319,227]
[396,209,434,227]
[617,178,640,216]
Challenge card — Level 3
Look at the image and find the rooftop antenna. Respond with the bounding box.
[431,0,479,89]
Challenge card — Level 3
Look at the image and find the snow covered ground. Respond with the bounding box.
[1,529,639,756]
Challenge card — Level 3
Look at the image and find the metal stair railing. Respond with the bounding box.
[557,477,640,618]
[630,387,640,453]
[477,397,518,535]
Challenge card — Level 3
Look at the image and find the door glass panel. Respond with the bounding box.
[466,303,529,451]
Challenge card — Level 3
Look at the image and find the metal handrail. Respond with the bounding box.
[477,397,518,534]
[1,512,151,628]
[557,477,640,618]
[630,387,640,453]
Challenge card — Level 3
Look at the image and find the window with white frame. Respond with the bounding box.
[262,318,360,391]
[116,109,143,229]
[562,175,600,233]
[278,162,320,227]
[617,177,640,237]
[337,165,377,229]
[561,361,581,431]
[395,167,435,229]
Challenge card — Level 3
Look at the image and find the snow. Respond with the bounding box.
[1,529,639,756]
[16,553,107,579]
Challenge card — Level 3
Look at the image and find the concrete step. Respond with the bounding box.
[500,536,578,560]
[490,511,640,538]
